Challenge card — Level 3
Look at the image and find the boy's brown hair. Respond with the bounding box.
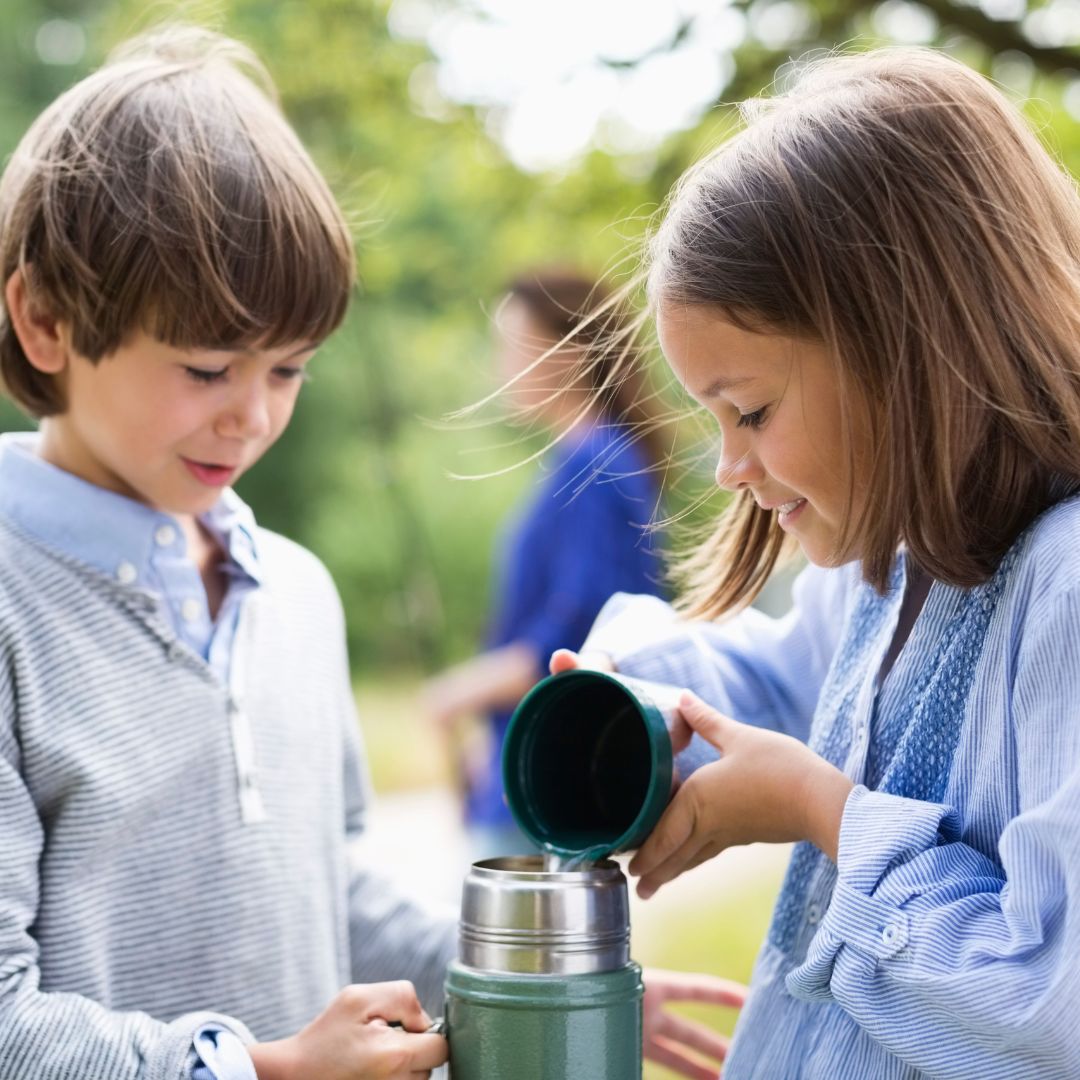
[0,25,355,417]
[648,48,1080,617]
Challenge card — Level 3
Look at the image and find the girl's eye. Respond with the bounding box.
[184,366,228,384]
[737,406,768,430]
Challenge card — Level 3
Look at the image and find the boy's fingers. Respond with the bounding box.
[401,1031,450,1072]
[365,980,430,1031]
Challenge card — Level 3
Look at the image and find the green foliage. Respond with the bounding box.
[2,0,1078,672]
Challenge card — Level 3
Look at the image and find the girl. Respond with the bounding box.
[555,48,1080,1078]
[424,269,668,858]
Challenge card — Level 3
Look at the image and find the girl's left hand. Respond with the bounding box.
[641,968,746,1080]
[629,691,854,900]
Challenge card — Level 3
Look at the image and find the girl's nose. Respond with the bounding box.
[714,441,764,492]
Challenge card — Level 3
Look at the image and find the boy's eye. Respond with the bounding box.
[272,367,311,382]
[185,366,228,384]
[737,406,768,430]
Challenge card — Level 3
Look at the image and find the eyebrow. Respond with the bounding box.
[699,375,755,399]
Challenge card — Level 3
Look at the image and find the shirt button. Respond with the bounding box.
[806,902,822,925]
[181,598,202,623]
[116,561,137,585]
[882,923,903,947]
[154,524,177,547]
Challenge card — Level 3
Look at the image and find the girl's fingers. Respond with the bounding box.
[628,793,696,878]
[638,839,726,900]
[676,692,735,748]
[647,969,748,1009]
[548,649,615,674]
[636,835,709,899]
[548,648,580,674]
[659,1012,733,1062]
[644,1036,719,1080]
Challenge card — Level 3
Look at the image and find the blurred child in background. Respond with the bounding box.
[424,269,668,858]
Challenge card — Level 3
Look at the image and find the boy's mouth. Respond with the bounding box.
[181,458,237,487]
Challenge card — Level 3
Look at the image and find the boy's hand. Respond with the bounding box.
[549,648,615,674]
[249,981,446,1080]
[628,692,853,899]
[642,968,746,1080]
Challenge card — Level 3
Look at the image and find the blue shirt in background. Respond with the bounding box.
[468,422,666,827]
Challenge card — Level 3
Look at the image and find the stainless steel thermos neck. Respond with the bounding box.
[445,857,643,1079]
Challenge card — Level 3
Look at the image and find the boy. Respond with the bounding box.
[0,26,454,1080]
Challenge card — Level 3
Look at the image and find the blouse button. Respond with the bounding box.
[881,922,907,949]
[806,902,822,925]
[115,561,137,585]
[154,524,177,547]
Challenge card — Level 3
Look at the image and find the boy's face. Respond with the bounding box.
[41,330,316,518]
[656,301,870,567]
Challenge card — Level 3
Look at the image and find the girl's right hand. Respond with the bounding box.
[249,981,447,1080]
[549,648,616,674]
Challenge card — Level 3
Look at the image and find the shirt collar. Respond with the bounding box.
[0,432,261,587]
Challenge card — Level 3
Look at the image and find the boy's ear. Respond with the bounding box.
[4,268,70,375]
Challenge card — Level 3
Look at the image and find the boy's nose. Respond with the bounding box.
[218,387,272,441]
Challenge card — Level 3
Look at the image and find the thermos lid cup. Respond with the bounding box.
[501,670,674,862]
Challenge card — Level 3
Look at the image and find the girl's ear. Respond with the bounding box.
[4,268,69,375]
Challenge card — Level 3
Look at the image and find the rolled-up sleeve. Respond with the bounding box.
[583,562,854,743]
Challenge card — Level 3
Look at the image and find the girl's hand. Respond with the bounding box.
[249,981,447,1080]
[642,968,746,1080]
[549,647,615,674]
[629,692,853,900]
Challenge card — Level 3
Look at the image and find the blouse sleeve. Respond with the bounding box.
[787,583,1080,1078]
[582,561,854,744]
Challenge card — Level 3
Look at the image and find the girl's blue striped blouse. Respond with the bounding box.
[584,494,1080,1079]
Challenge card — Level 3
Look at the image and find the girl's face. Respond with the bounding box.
[656,301,869,567]
[495,297,581,421]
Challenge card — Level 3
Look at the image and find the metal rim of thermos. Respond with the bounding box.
[458,855,631,976]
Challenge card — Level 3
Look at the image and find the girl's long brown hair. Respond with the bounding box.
[649,48,1080,618]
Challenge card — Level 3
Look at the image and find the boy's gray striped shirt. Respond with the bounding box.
[0,519,456,1079]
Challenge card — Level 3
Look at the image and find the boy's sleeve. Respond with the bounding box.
[582,561,853,743]
[191,1028,257,1080]
[0,702,255,1080]
[785,583,1080,1078]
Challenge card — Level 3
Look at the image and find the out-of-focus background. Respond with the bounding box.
[3,1,1079,1074]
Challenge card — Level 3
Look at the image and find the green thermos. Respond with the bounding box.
[445,670,700,1078]
[445,856,643,1079]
